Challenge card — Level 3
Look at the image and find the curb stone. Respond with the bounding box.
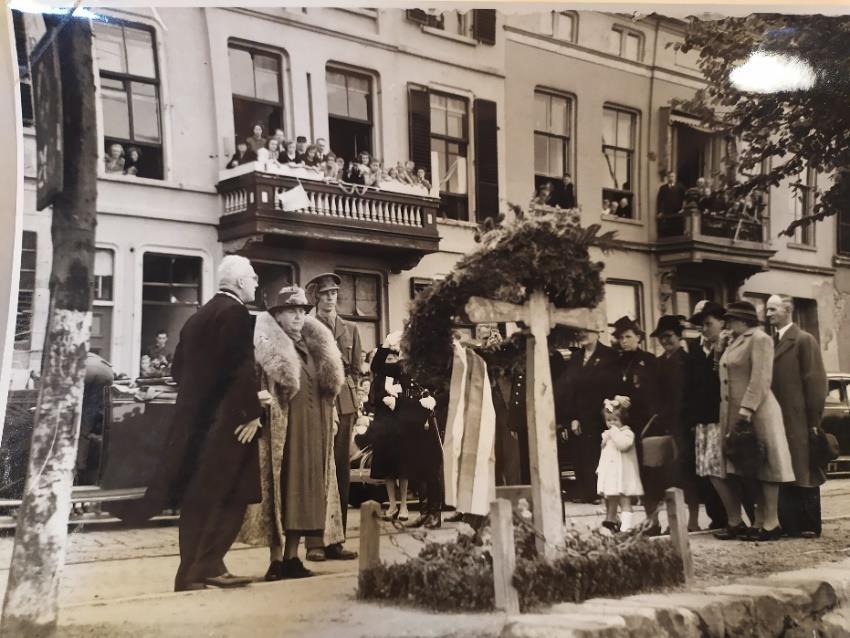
[502,558,850,637]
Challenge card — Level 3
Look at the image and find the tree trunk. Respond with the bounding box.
[1,19,97,638]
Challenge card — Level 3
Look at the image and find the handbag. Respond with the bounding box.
[810,427,840,469]
[724,417,766,478]
[640,415,676,468]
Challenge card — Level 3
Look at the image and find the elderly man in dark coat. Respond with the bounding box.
[656,171,685,216]
[303,273,361,561]
[766,294,828,537]
[146,255,265,591]
[555,326,617,503]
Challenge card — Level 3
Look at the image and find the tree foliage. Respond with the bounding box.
[675,14,850,235]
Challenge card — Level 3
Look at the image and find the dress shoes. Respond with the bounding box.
[713,522,750,541]
[751,526,783,542]
[325,544,357,560]
[305,548,327,562]
[204,572,252,588]
[281,557,313,579]
[423,514,441,529]
[174,581,207,592]
[265,561,285,582]
[444,511,464,523]
[601,520,621,533]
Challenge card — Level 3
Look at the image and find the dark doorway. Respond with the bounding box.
[675,125,710,188]
[328,117,372,162]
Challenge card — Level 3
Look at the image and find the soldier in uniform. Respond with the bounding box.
[303,273,360,561]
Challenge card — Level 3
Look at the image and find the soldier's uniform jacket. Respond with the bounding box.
[316,313,362,416]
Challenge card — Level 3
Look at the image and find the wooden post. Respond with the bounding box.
[359,500,382,572]
[524,291,562,559]
[665,487,694,585]
[1,18,97,638]
[490,498,521,615]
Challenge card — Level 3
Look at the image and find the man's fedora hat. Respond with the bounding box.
[268,285,313,313]
[650,315,686,338]
[723,300,761,326]
[612,315,644,338]
[688,300,726,325]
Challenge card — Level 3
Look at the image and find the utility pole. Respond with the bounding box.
[1,15,97,637]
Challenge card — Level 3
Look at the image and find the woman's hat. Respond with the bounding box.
[268,285,313,313]
[723,300,761,326]
[688,300,726,325]
[650,315,686,338]
[612,315,644,338]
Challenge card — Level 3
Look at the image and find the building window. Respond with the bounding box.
[327,66,374,162]
[407,9,493,42]
[141,253,202,372]
[554,11,577,41]
[247,260,295,313]
[602,106,637,218]
[406,9,445,29]
[840,205,850,256]
[12,10,34,127]
[91,249,115,359]
[609,26,643,61]
[92,21,163,179]
[229,44,284,146]
[604,279,643,339]
[430,93,469,220]
[534,91,572,190]
[793,167,817,247]
[15,231,37,351]
[336,271,381,354]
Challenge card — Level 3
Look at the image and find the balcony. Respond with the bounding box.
[655,188,776,276]
[216,163,441,272]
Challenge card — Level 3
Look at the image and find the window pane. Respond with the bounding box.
[327,73,349,117]
[555,13,574,40]
[229,47,255,97]
[534,133,549,175]
[601,148,618,190]
[548,137,564,177]
[430,93,446,109]
[93,22,126,74]
[131,82,160,142]
[534,92,548,132]
[550,96,569,136]
[337,273,356,315]
[171,256,201,285]
[125,27,156,79]
[20,248,36,271]
[605,282,640,330]
[430,104,446,136]
[347,81,370,121]
[95,249,114,277]
[447,111,464,139]
[354,275,378,317]
[101,80,130,139]
[254,53,280,102]
[447,153,468,194]
[608,29,622,55]
[616,112,633,148]
[602,108,617,146]
[624,33,640,61]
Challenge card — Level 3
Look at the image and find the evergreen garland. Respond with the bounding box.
[402,207,616,391]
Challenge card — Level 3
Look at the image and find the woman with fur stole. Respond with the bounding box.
[238,286,346,580]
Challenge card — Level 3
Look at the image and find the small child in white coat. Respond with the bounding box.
[596,396,643,532]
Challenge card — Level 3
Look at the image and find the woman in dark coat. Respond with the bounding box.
[611,316,667,534]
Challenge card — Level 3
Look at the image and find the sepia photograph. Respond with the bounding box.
[1,1,850,636]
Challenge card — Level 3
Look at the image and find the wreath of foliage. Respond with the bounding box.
[357,516,684,613]
[402,207,615,391]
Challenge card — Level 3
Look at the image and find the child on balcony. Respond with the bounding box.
[257,138,281,164]
[597,397,642,533]
[414,167,431,191]
[281,140,299,165]
[324,153,340,181]
[302,144,322,168]
[366,159,383,187]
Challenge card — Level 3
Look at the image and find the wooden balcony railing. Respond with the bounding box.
[657,207,767,244]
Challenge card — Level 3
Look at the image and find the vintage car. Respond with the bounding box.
[823,373,850,476]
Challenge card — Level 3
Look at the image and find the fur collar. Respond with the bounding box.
[254,312,345,402]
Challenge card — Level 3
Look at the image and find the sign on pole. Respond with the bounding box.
[32,34,63,211]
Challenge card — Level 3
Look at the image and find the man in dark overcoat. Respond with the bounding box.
[766,294,828,537]
[554,327,617,503]
[656,171,685,216]
[304,273,360,561]
[148,255,265,591]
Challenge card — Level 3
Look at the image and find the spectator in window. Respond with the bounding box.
[245,122,267,154]
[608,200,620,217]
[656,171,685,217]
[145,329,173,377]
[602,198,611,215]
[295,136,308,163]
[323,153,339,181]
[105,143,125,173]
[281,140,299,164]
[346,150,372,185]
[124,146,142,176]
[257,138,282,164]
[617,196,632,218]
[532,182,553,206]
[315,138,330,161]
[415,167,431,191]
[550,174,576,209]
[227,142,257,169]
[302,144,322,168]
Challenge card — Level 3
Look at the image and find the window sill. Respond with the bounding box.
[421,25,478,46]
[98,172,217,194]
[833,254,850,268]
[786,241,817,252]
[601,213,643,226]
[337,8,378,19]
[437,217,479,229]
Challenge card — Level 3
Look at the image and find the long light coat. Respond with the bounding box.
[238,312,345,548]
[719,327,795,483]
[772,324,828,487]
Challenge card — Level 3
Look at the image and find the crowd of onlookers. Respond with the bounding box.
[657,171,767,220]
[227,122,432,191]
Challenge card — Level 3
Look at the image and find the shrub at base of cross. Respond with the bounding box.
[357,513,684,613]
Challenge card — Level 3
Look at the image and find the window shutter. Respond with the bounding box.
[473,98,499,223]
[472,9,497,45]
[12,10,28,67]
[408,86,431,175]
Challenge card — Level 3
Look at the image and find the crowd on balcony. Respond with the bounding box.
[656,171,766,221]
[226,122,433,193]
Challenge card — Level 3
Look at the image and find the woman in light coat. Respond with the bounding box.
[239,286,346,579]
[717,301,795,542]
